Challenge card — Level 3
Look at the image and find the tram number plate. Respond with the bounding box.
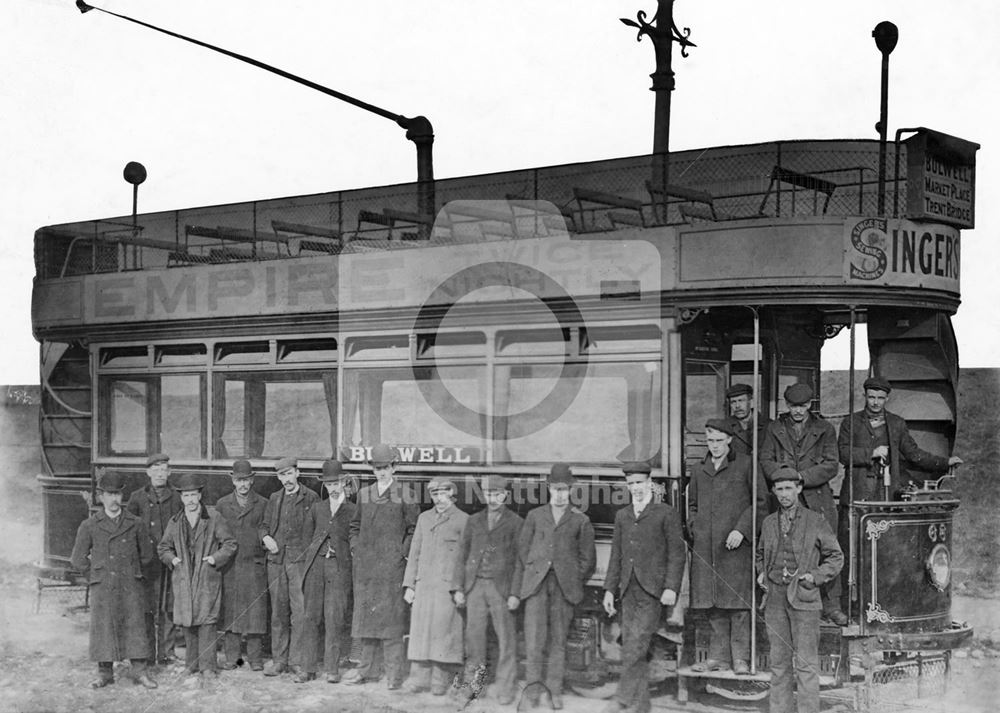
[928,523,947,542]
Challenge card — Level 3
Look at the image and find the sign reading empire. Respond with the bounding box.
[845,217,959,293]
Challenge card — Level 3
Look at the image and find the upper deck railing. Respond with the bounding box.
[35,139,903,279]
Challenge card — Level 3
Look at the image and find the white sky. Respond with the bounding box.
[2,0,998,383]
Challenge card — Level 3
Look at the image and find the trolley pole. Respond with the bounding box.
[621,1,695,216]
[873,21,898,215]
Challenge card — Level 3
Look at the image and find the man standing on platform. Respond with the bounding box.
[760,383,846,626]
[216,459,269,671]
[126,452,181,665]
[516,463,596,710]
[260,456,318,677]
[343,444,420,690]
[723,383,770,456]
[602,462,685,713]
[757,467,843,713]
[71,471,159,689]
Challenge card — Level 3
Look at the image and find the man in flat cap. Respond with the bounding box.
[516,464,596,709]
[296,460,357,683]
[452,474,524,705]
[71,471,158,689]
[402,476,469,695]
[343,444,420,690]
[260,456,319,676]
[836,376,961,612]
[126,453,181,664]
[687,420,767,676]
[756,467,843,713]
[760,383,845,625]
[158,473,237,679]
[216,459,269,671]
[603,461,685,713]
[723,383,770,456]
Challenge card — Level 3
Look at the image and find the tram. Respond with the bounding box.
[31,129,977,708]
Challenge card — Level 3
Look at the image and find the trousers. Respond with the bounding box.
[764,583,821,713]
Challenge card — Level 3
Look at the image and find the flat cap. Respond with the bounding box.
[481,474,509,492]
[621,461,652,475]
[784,382,814,405]
[770,465,803,484]
[863,376,892,394]
[231,459,254,479]
[172,472,204,491]
[427,476,456,493]
[318,459,345,482]
[725,383,753,399]
[369,444,397,467]
[274,456,298,473]
[548,463,575,486]
[146,453,170,467]
[705,418,735,436]
[97,471,127,493]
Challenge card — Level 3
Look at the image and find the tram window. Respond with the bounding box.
[496,328,572,356]
[494,361,660,465]
[213,372,336,458]
[581,325,661,354]
[685,360,728,430]
[100,345,149,368]
[342,366,486,451]
[214,341,271,365]
[106,379,148,454]
[159,374,204,458]
[277,338,338,363]
[345,335,410,360]
[416,332,486,359]
[155,343,207,366]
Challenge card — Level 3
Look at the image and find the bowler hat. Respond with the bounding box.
[146,453,170,467]
[231,459,254,479]
[622,461,652,475]
[784,382,814,405]
[705,418,735,436]
[97,471,127,493]
[770,466,802,484]
[481,474,509,492]
[318,459,345,482]
[725,383,753,399]
[427,476,456,494]
[863,376,892,394]
[369,444,397,467]
[274,456,297,473]
[548,463,575,486]
[173,472,204,491]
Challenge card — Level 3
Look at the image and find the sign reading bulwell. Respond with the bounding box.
[905,129,979,229]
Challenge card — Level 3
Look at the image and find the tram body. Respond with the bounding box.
[31,134,977,703]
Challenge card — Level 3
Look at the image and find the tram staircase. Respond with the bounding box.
[38,341,92,573]
[867,308,958,482]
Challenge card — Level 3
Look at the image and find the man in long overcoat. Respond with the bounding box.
[603,462,685,713]
[403,476,469,695]
[343,444,420,689]
[71,471,158,689]
[759,383,845,625]
[722,383,771,456]
[158,473,237,677]
[452,474,524,705]
[216,459,269,671]
[259,456,319,676]
[125,452,181,663]
[515,463,596,709]
[295,459,356,683]
[688,420,767,674]
[756,467,843,713]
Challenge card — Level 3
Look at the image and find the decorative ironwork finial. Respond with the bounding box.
[620,8,696,57]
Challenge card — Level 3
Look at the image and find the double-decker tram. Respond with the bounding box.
[31,130,977,709]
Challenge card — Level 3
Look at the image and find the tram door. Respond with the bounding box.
[682,358,729,475]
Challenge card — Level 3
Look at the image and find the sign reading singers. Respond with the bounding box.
[845,217,959,293]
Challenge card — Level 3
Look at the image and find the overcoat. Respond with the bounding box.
[403,504,468,663]
[216,490,269,633]
[756,506,844,610]
[71,509,153,661]
[158,507,237,627]
[837,410,952,503]
[759,413,839,528]
[259,486,319,564]
[125,484,181,613]
[349,479,420,639]
[453,506,524,598]
[604,501,685,599]
[723,413,771,456]
[515,505,596,605]
[688,452,767,609]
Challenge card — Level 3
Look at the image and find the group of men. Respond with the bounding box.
[69,374,959,713]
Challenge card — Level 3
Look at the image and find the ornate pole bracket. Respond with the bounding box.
[620,7,696,92]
